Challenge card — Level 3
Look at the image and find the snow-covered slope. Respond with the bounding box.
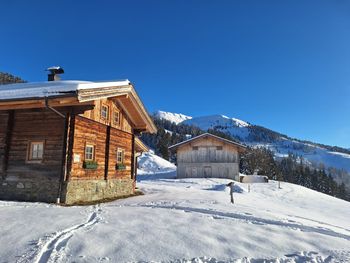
[183,114,251,139]
[155,110,192,124]
[1,157,349,262]
[157,111,350,180]
[137,152,176,179]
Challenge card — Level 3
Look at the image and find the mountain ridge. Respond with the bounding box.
[154,110,350,187]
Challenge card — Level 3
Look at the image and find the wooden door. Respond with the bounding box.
[192,167,198,177]
[204,166,212,178]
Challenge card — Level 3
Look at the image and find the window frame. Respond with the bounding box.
[85,144,95,161]
[113,110,120,126]
[27,141,45,163]
[117,148,125,164]
[101,104,109,120]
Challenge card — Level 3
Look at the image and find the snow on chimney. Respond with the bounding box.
[46,66,64,81]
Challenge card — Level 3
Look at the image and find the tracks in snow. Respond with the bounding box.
[123,203,350,242]
[17,205,102,263]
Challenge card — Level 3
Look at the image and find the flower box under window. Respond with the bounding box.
[83,160,98,169]
[116,163,126,170]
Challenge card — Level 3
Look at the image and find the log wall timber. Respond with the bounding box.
[0,109,66,202]
[0,96,139,204]
[62,115,134,204]
[80,98,133,133]
[69,115,133,180]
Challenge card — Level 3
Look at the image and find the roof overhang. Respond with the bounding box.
[0,80,157,134]
[77,84,156,133]
[135,137,149,153]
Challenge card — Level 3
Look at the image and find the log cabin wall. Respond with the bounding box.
[0,97,139,204]
[80,98,133,133]
[0,109,65,202]
[62,113,134,204]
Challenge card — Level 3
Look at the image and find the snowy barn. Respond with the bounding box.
[0,70,155,204]
[169,133,246,180]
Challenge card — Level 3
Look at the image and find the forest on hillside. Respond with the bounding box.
[0,72,25,85]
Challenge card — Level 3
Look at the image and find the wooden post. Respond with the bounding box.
[2,110,14,179]
[131,134,135,180]
[65,113,75,181]
[248,184,251,193]
[104,126,111,180]
[57,112,70,203]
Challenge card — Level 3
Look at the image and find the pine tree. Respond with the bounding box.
[0,72,25,85]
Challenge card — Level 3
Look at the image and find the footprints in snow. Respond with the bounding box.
[17,206,102,263]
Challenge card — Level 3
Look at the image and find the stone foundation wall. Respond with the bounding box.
[0,178,60,203]
[62,178,134,204]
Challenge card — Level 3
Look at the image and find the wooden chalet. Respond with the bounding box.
[0,75,156,204]
[169,133,246,180]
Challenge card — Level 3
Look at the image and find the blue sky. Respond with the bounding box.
[1,1,350,148]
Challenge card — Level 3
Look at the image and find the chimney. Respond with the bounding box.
[46,66,64,81]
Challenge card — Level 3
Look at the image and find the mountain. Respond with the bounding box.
[155,110,192,125]
[155,111,350,187]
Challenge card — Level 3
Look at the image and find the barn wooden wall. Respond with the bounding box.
[176,136,240,180]
[177,137,239,163]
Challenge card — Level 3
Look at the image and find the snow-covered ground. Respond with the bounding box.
[1,153,350,263]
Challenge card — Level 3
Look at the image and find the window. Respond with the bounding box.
[28,141,44,161]
[216,146,223,151]
[117,148,125,164]
[101,105,109,119]
[85,145,95,161]
[192,146,198,151]
[113,110,120,126]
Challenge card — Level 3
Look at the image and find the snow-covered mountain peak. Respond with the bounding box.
[155,110,192,124]
[182,114,250,130]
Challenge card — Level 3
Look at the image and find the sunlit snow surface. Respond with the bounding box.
[1,153,349,262]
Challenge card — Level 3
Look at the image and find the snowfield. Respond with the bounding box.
[1,154,350,263]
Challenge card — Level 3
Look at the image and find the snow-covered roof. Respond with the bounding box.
[0,80,130,101]
[0,79,156,133]
[168,133,246,150]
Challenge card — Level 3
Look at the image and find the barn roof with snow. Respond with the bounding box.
[168,133,246,151]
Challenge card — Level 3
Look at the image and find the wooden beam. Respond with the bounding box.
[2,110,14,178]
[0,98,94,110]
[65,112,76,181]
[131,134,135,180]
[104,126,111,180]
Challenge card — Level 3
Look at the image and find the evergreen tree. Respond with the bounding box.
[0,72,26,85]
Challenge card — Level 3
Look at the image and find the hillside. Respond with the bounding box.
[154,111,350,188]
[155,110,192,124]
[1,152,349,262]
[0,72,25,85]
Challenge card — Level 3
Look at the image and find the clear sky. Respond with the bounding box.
[1,1,350,148]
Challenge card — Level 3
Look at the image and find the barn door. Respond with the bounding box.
[204,166,212,178]
[192,167,198,177]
